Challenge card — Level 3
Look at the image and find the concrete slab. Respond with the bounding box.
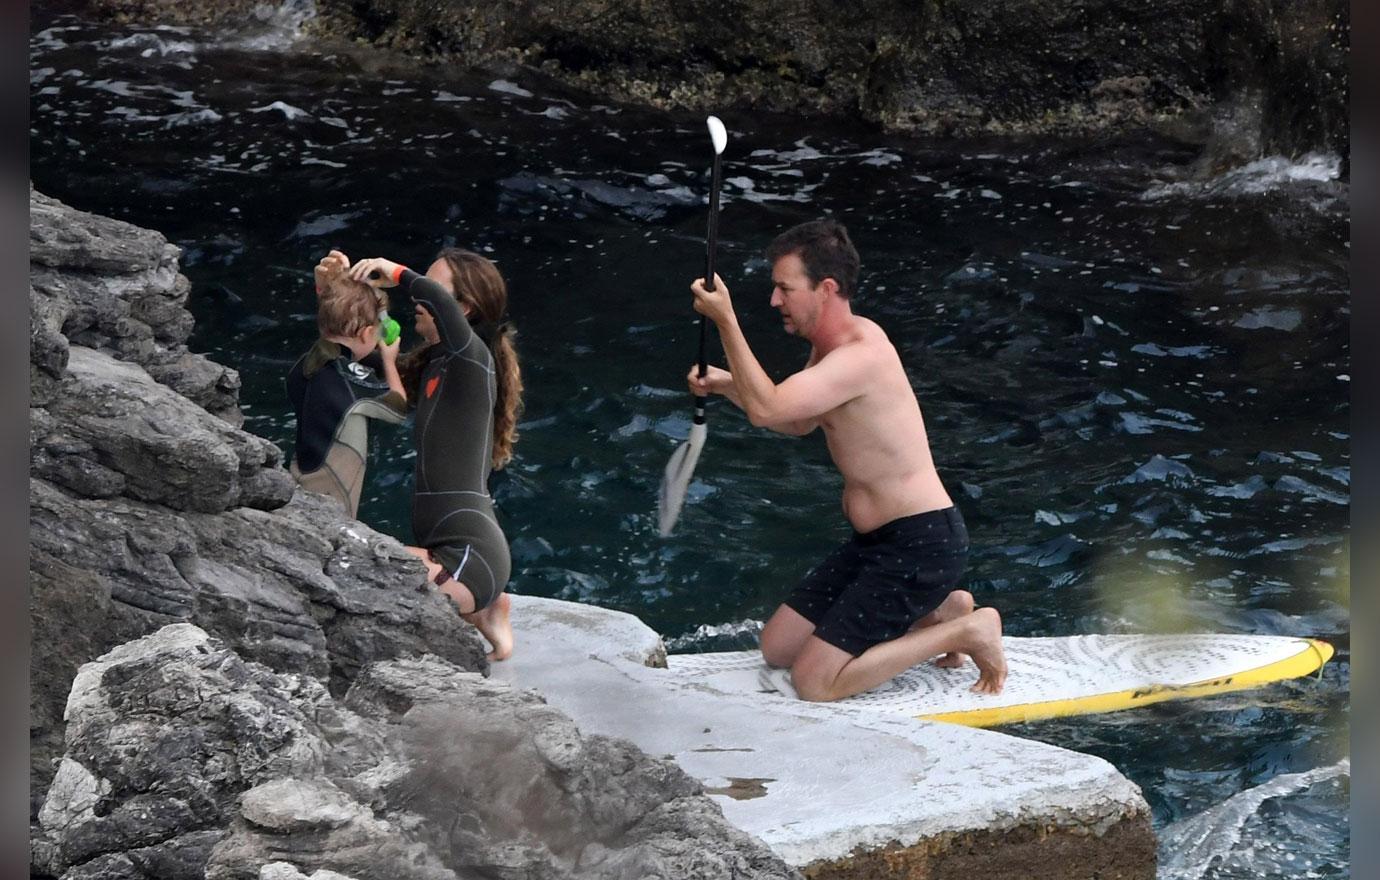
[490,595,1155,877]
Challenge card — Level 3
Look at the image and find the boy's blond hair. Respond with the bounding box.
[317,273,386,339]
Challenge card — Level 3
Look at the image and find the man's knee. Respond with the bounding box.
[789,647,849,702]
[790,665,838,703]
[760,633,798,669]
[760,614,811,668]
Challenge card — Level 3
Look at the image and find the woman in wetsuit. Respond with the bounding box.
[348,250,523,660]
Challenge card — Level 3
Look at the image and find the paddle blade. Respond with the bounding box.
[706,115,728,155]
[658,422,707,536]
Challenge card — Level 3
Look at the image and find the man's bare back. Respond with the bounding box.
[684,218,1006,702]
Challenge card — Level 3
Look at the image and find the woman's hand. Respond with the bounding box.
[349,257,403,289]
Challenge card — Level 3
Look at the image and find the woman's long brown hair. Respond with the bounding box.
[397,248,523,469]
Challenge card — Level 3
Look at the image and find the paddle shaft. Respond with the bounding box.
[694,150,722,424]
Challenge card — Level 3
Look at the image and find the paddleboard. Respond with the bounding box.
[664,634,1333,728]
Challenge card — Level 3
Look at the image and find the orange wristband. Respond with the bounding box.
[391,265,407,284]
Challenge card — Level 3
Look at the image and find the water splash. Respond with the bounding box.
[225,0,318,51]
[665,619,764,652]
[1158,758,1350,880]
[1144,153,1342,201]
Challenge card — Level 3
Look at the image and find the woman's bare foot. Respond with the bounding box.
[915,590,975,668]
[964,606,1008,694]
[465,592,514,661]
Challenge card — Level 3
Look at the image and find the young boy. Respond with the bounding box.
[286,250,407,517]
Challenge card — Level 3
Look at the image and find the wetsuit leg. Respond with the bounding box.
[427,509,511,611]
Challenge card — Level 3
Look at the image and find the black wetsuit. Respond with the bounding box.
[286,342,405,517]
[399,269,511,610]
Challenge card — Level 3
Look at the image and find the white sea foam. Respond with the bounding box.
[856,149,901,167]
[249,101,311,121]
[489,79,534,98]
[1158,758,1349,880]
[232,0,319,50]
[748,142,825,163]
[31,25,78,52]
[1144,153,1342,200]
[106,33,198,56]
[88,79,142,98]
[161,108,224,127]
[664,619,764,652]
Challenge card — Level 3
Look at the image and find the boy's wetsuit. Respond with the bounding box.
[286,341,406,517]
[399,269,511,611]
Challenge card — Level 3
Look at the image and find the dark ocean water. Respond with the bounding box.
[30,8,1350,878]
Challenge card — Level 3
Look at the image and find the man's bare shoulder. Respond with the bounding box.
[801,319,896,403]
[846,317,900,362]
[812,331,880,370]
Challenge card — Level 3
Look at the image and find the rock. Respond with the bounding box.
[72,0,1344,156]
[29,187,244,423]
[34,625,324,876]
[240,780,371,833]
[27,187,488,833]
[30,185,178,276]
[259,863,364,880]
[28,477,490,698]
[28,548,145,819]
[34,629,796,880]
[35,346,290,512]
[339,656,799,880]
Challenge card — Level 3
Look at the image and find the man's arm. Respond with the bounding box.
[687,363,818,435]
[691,276,867,429]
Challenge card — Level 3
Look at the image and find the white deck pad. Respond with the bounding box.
[664,634,1333,727]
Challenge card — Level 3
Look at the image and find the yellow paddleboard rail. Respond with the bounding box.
[921,638,1335,728]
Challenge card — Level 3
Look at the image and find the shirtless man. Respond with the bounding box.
[687,219,1007,702]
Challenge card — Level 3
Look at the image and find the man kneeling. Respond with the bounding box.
[686,219,1007,701]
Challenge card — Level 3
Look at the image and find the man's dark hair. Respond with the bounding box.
[765,218,860,299]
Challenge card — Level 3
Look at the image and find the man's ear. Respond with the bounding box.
[819,277,840,298]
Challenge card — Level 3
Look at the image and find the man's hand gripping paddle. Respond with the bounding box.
[658,115,728,537]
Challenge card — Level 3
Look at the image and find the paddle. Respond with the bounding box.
[658,115,728,537]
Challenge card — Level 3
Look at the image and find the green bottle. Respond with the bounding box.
[379,310,401,345]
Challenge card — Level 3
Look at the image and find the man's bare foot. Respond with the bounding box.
[964,606,1007,694]
[916,590,975,668]
[465,592,514,661]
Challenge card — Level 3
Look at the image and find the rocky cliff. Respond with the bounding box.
[78,0,1348,162]
[28,188,798,880]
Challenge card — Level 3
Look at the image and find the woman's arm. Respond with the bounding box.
[398,270,475,354]
[348,257,475,354]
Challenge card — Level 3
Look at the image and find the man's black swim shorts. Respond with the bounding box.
[785,506,969,657]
